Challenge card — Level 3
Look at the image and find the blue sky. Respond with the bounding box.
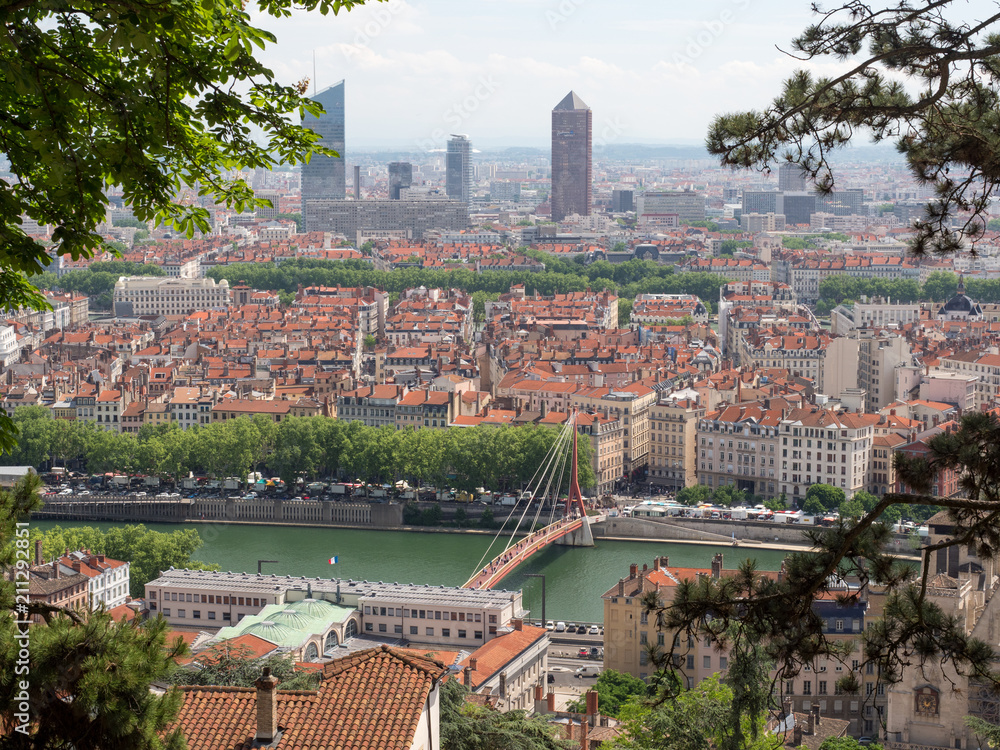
[250,1,857,151]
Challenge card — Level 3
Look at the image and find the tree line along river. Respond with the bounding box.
[32,520,792,622]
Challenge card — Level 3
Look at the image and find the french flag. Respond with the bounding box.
[328,556,339,564]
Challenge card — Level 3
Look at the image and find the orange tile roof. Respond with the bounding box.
[169,646,447,750]
[457,625,547,689]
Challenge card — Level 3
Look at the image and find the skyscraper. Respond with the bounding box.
[551,91,592,222]
[777,162,808,191]
[301,81,346,232]
[388,162,413,200]
[445,135,472,202]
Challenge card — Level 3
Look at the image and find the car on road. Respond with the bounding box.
[588,625,600,635]
[566,623,576,631]
[590,647,601,658]
[575,666,601,678]
[547,674,555,683]
[578,648,590,658]
[555,622,567,632]
[135,492,147,497]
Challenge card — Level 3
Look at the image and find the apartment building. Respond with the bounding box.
[830,298,921,335]
[576,411,624,496]
[648,396,704,491]
[113,276,231,317]
[303,198,470,241]
[858,335,912,413]
[736,330,830,384]
[696,404,783,497]
[630,294,709,326]
[571,381,658,478]
[55,549,130,610]
[337,384,407,428]
[778,407,879,503]
[394,389,459,430]
[937,349,1000,410]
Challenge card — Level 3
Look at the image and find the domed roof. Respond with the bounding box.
[942,293,975,312]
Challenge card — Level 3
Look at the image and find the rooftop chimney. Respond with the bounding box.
[513,618,523,631]
[629,563,638,579]
[812,703,821,728]
[547,691,556,713]
[793,723,803,746]
[711,554,723,579]
[618,578,624,596]
[806,706,814,735]
[499,672,507,698]
[34,540,43,566]
[580,716,589,750]
[469,657,478,672]
[51,560,60,579]
[586,689,599,722]
[254,667,280,743]
[463,666,472,688]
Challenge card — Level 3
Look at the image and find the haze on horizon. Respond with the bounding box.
[252,0,847,153]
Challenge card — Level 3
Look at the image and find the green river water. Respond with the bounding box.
[31,520,792,622]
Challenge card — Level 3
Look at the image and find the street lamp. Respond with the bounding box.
[525,573,545,625]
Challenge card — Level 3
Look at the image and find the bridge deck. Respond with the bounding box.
[462,516,585,590]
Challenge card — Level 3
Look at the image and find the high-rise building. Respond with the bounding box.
[777,162,808,191]
[445,135,472,202]
[550,91,592,222]
[638,191,705,222]
[388,162,413,200]
[301,81,346,232]
[302,199,469,241]
[781,192,817,226]
[611,189,634,213]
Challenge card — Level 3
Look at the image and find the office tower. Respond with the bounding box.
[742,190,783,216]
[304,199,469,241]
[612,189,634,213]
[639,191,705,222]
[551,91,592,222]
[301,80,346,232]
[817,189,865,216]
[778,162,808,191]
[445,135,473,202]
[388,162,413,200]
[782,192,817,226]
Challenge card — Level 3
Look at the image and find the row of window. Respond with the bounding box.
[364,622,485,639]
[151,590,267,607]
[362,605,495,623]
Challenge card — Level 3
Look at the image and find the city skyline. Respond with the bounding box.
[249,1,856,150]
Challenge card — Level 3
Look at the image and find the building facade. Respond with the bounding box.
[445,135,472,203]
[301,81,346,231]
[113,276,231,317]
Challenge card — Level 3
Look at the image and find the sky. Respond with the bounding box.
[249,1,867,152]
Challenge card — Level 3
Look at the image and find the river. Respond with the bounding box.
[31,520,791,622]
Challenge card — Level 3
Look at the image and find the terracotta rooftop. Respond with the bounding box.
[169,645,447,750]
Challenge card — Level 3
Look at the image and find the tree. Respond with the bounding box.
[439,679,571,750]
[676,485,713,507]
[0,474,189,750]
[32,523,219,598]
[0,0,375,452]
[707,1,1000,255]
[804,483,845,512]
[168,642,319,690]
[565,670,648,718]
[802,496,826,516]
[819,739,883,750]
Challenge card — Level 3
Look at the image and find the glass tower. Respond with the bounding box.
[301,80,346,232]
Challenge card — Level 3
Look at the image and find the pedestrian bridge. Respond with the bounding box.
[462,514,593,590]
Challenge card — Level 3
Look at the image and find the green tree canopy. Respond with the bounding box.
[804,483,846,512]
[566,670,649,718]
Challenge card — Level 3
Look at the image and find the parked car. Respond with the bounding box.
[575,666,600,678]
[589,647,601,658]
[576,625,587,634]
[545,621,555,631]
[588,625,600,635]
[555,622,567,632]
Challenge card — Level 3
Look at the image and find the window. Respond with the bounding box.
[442,628,451,637]
[474,631,483,640]
[426,627,434,636]
[819,681,827,695]
[378,624,387,633]
[178,609,186,618]
[687,655,694,670]
[703,655,711,669]
[489,614,497,623]
[803,681,811,695]
[410,626,418,635]
[719,657,728,669]
[458,630,467,639]
[208,611,216,620]
[193,610,200,619]
[394,625,403,634]
[222,612,230,620]
[835,619,844,632]
[163,608,171,617]
[365,623,373,632]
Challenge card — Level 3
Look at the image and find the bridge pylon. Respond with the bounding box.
[556,410,594,548]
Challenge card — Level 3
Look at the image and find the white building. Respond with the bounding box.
[113,276,231,317]
[57,551,131,610]
[0,325,20,367]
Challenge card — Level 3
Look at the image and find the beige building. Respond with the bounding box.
[937,349,1000,410]
[577,411,624,496]
[649,395,704,491]
[456,621,550,713]
[858,335,912,413]
[145,569,526,651]
[571,381,657,478]
[113,276,231,317]
[696,403,783,498]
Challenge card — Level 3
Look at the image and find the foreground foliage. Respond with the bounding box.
[0,475,187,750]
[707,1,1000,255]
